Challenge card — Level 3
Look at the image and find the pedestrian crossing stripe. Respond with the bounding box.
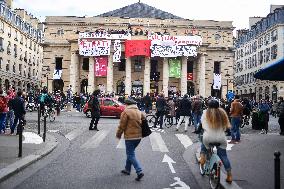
[175,134,193,149]
[81,130,110,149]
[116,138,125,149]
[149,132,169,152]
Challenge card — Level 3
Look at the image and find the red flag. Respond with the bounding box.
[125,40,151,57]
[94,57,108,77]
[187,73,193,81]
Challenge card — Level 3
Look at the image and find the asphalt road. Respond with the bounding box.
[0,111,202,189]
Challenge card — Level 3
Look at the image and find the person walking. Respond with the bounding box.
[0,90,8,134]
[277,97,284,135]
[259,99,270,134]
[176,94,192,132]
[199,99,233,183]
[89,90,100,131]
[167,96,175,125]
[10,91,26,135]
[229,95,243,144]
[192,95,203,133]
[116,98,145,181]
[154,93,167,129]
[143,93,152,114]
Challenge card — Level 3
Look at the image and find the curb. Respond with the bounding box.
[194,148,242,189]
[0,133,58,182]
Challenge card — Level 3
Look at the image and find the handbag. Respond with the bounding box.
[141,119,152,138]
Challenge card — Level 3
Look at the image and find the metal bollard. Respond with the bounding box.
[38,105,40,135]
[18,120,23,157]
[274,151,281,189]
[43,116,47,142]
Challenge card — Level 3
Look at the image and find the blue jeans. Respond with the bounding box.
[231,117,241,141]
[201,143,232,172]
[193,113,202,130]
[125,139,142,174]
[0,113,7,133]
[11,115,22,133]
[6,110,14,128]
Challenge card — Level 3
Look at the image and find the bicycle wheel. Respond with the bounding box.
[49,110,56,122]
[209,163,221,189]
[164,116,173,128]
[240,118,245,128]
[146,115,156,128]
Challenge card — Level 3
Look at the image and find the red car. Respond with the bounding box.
[83,98,125,118]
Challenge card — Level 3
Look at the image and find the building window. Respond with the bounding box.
[271,44,277,60]
[0,57,2,69]
[20,35,23,44]
[0,21,4,33]
[0,37,3,51]
[55,57,63,70]
[265,48,270,62]
[82,58,89,71]
[271,29,278,42]
[134,58,142,72]
[12,63,15,73]
[57,29,64,36]
[258,37,263,48]
[14,30,18,41]
[214,34,221,40]
[7,26,11,37]
[14,44,17,57]
[264,33,270,45]
[118,59,126,71]
[214,61,221,74]
[7,41,11,55]
[24,51,27,62]
[19,64,22,75]
[6,60,10,72]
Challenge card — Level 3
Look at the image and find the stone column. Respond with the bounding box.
[162,58,169,97]
[125,57,132,95]
[70,52,79,93]
[88,57,95,93]
[143,57,151,96]
[199,53,206,97]
[180,56,188,96]
[107,54,114,93]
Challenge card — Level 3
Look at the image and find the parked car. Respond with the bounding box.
[83,98,125,118]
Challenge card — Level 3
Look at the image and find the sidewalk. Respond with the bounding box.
[0,131,58,182]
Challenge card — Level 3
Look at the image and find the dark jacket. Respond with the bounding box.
[11,96,26,117]
[179,97,192,116]
[143,95,152,107]
[156,96,166,113]
[91,96,100,118]
[278,101,284,118]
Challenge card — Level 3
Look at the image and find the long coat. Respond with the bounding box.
[179,98,192,116]
[91,96,100,118]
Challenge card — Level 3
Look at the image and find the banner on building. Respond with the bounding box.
[78,39,111,56]
[95,57,108,77]
[150,45,197,57]
[169,59,181,78]
[113,40,121,62]
[125,40,151,57]
[53,69,62,79]
[187,73,193,81]
[79,32,131,40]
[213,73,222,90]
[148,35,202,46]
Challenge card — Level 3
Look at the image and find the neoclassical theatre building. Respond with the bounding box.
[43,2,234,97]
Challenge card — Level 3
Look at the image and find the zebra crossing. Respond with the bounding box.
[65,129,194,152]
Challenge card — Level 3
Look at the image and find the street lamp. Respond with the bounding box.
[225,71,231,97]
[44,67,51,92]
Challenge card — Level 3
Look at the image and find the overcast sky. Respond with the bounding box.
[13,0,284,31]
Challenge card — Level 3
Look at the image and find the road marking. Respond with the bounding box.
[162,154,176,173]
[164,177,191,189]
[116,138,125,149]
[81,130,109,149]
[65,127,87,141]
[48,130,59,133]
[149,132,169,152]
[23,132,43,144]
[175,134,193,149]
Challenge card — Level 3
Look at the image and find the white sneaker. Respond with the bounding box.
[260,129,265,134]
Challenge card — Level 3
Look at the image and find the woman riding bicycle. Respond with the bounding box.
[199,99,232,183]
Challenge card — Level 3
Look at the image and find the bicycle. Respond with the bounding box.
[199,143,222,189]
[146,113,173,128]
[43,105,56,122]
[240,114,250,128]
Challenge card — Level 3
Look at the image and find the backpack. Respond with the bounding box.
[0,97,6,112]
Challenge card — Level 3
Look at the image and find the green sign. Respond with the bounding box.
[169,59,181,78]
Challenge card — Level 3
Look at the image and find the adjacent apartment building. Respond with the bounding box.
[0,0,44,92]
[234,5,284,101]
[43,2,235,98]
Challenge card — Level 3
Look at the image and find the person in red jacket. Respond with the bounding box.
[0,89,8,134]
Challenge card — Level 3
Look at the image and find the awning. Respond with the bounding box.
[254,57,284,81]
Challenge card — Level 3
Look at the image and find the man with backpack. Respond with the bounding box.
[89,90,101,131]
[0,89,8,134]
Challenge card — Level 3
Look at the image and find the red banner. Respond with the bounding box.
[94,57,108,77]
[187,73,193,81]
[125,40,151,57]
